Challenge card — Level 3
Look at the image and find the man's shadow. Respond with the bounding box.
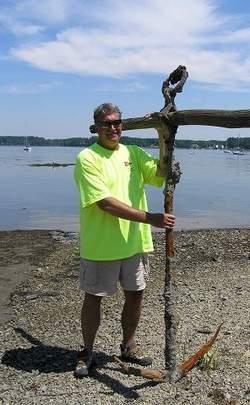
[2,327,157,399]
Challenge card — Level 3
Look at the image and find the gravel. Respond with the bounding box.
[0,228,249,404]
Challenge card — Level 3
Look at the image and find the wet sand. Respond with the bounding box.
[0,230,62,324]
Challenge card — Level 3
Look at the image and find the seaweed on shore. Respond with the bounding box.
[29,162,75,167]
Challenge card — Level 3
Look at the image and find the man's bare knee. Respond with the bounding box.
[83,292,102,305]
[124,289,144,301]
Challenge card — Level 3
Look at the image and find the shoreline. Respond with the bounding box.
[0,227,249,325]
[0,228,249,403]
[2,221,250,233]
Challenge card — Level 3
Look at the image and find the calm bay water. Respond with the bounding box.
[0,146,249,231]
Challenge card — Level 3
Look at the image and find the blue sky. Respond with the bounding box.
[0,0,250,140]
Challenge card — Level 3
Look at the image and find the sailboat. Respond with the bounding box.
[233,150,244,155]
[223,141,231,154]
[232,136,244,155]
[24,136,32,151]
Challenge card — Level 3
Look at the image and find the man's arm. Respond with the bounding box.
[97,197,175,229]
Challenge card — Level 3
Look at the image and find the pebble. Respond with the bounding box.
[0,228,249,404]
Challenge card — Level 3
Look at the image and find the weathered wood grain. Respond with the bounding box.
[89,109,250,134]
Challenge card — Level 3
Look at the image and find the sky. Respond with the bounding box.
[0,0,250,140]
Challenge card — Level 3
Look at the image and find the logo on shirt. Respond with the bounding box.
[124,161,132,167]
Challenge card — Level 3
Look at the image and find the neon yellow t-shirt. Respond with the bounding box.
[74,143,164,260]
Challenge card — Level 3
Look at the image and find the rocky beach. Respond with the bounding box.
[0,228,249,404]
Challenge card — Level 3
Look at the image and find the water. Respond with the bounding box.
[0,146,249,231]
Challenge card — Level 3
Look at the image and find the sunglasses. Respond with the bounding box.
[96,119,122,128]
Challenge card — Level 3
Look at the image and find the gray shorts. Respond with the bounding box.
[80,254,150,296]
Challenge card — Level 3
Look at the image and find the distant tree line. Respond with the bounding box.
[0,136,250,149]
[226,137,250,149]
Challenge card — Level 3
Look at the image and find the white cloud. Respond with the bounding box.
[0,82,61,94]
[0,13,44,36]
[0,0,84,35]
[4,0,250,90]
[219,28,250,43]
[14,0,82,24]
[95,81,147,93]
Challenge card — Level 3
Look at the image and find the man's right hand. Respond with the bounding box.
[146,213,175,229]
[97,197,176,229]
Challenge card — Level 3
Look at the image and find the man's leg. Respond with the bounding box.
[120,288,152,366]
[121,289,144,348]
[119,253,152,366]
[76,258,119,377]
[81,292,102,350]
[75,293,102,378]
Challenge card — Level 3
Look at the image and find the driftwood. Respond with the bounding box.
[113,356,167,383]
[177,323,223,379]
[160,66,188,381]
[112,323,223,383]
[159,67,224,382]
[90,110,250,134]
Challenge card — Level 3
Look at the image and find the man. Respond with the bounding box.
[74,103,175,377]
